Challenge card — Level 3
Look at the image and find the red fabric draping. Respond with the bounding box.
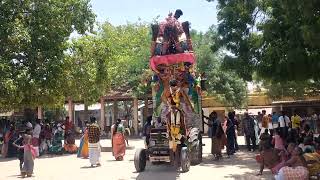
[150,53,195,71]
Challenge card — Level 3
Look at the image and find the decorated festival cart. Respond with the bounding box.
[134,10,204,173]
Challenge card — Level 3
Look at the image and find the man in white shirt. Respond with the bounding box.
[278,111,290,138]
[32,119,42,157]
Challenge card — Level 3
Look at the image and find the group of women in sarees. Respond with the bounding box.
[77,119,126,161]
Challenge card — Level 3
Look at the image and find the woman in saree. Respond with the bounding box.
[111,119,126,161]
[13,134,36,178]
[77,125,89,158]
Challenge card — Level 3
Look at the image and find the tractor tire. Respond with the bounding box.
[134,148,147,172]
[190,133,203,165]
[197,134,203,163]
[180,147,190,172]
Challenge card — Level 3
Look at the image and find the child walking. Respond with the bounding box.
[13,134,36,178]
[272,129,285,154]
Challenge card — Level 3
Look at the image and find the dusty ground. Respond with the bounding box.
[0,137,273,180]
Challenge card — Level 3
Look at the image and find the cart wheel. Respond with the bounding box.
[180,147,190,172]
[134,148,146,172]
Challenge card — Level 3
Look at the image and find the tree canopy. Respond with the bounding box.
[65,22,151,105]
[208,0,320,98]
[0,0,247,111]
[192,27,247,108]
[67,23,247,108]
[0,0,95,111]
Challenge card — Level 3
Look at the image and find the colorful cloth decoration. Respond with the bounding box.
[150,52,195,72]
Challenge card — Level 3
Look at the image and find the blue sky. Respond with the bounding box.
[90,0,218,32]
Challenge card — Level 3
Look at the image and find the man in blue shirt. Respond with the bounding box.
[272,112,279,130]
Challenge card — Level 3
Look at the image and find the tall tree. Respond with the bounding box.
[65,22,151,106]
[192,27,247,108]
[99,22,151,97]
[64,35,111,105]
[0,0,95,111]
[208,0,320,94]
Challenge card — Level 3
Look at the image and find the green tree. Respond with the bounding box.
[192,27,247,108]
[65,22,151,107]
[64,35,111,105]
[208,0,320,98]
[0,0,95,111]
[99,22,151,98]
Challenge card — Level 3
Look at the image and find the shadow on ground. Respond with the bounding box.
[199,150,272,180]
[0,157,16,162]
[133,162,181,180]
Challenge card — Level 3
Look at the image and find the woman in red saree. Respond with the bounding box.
[111,119,126,161]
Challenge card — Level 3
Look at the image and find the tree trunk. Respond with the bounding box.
[133,98,139,136]
[112,101,118,124]
[84,104,89,122]
[54,108,61,122]
[143,98,148,125]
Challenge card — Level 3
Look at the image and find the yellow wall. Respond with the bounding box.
[202,93,320,108]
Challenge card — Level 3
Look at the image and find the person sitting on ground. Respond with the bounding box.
[275,147,309,180]
[256,143,281,176]
[259,129,271,152]
[315,136,320,155]
[298,136,305,150]
[303,136,315,153]
[63,130,78,154]
[303,151,320,178]
[271,143,296,174]
[301,123,313,139]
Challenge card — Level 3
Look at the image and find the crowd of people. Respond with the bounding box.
[2,109,320,178]
[203,109,320,179]
[241,110,320,179]
[0,117,78,158]
[204,111,240,160]
[0,116,128,177]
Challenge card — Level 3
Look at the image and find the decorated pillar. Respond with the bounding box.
[37,106,43,120]
[133,98,139,136]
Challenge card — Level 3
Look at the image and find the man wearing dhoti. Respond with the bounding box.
[87,117,101,167]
